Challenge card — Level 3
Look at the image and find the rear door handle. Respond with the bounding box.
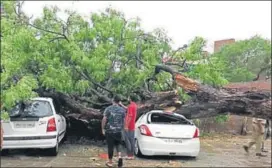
[58,120,60,122]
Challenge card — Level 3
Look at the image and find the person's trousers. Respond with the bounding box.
[247,123,264,153]
[106,132,122,160]
[1,123,3,150]
[124,130,135,156]
[261,120,271,150]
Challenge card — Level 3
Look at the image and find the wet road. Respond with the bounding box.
[1,135,271,167]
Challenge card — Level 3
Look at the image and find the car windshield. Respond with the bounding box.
[150,113,192,125]
[9,100,53,118]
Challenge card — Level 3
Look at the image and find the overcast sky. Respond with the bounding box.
[22,1,271,52]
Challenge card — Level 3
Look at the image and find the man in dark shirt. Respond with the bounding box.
[101,95,126,168]
[119,95,138,160]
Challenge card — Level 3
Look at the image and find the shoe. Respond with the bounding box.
[256,153,267,157]
[113,156,118,161]
[117,158,123,168]
[124,156,134,160]
[106,162,113,167]
[243,145,249,153]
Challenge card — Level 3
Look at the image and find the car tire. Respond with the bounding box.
[134,139,143,157]
[47,138,59,156]
[0,149,9,156]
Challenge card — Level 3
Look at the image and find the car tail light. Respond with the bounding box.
[47,117,56,132]
[193,128,199,138]
[139,125,153,136]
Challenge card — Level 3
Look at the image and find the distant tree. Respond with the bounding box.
[213,36,271,82]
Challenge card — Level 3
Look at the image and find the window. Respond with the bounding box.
[150,113,192,125]
[9,100,53,118]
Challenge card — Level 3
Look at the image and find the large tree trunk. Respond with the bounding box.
[142,65,271,119]
[137,88,271,120]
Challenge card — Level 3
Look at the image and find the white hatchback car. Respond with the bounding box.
[134,110,200,157]
[2,97,67,156]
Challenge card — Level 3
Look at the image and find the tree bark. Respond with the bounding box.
[136,87,271,120]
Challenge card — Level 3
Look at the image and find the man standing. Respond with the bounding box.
[119,95,138,160]
[101,95,126,168]
[1,117,3,150]
[243,117,267,157]
[261,119,271,152]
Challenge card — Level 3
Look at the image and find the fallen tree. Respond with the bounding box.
[35,64,271,139]
[1,2,271,139]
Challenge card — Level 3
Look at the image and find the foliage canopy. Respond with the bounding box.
[1,2,271,122]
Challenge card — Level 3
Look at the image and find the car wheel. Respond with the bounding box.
[47,137,59,156]
[0,149,9,156]
[134,139,143,157]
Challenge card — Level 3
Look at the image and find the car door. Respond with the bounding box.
[59,115,66,133]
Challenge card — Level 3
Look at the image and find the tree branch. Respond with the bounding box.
[171,44,188,57]
[83,69,113,94]
[28,23,70,42]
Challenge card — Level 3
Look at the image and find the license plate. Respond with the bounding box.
[15,123,35,128]
[164,139,182,143]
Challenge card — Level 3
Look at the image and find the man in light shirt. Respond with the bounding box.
[261,119,271,152]
[243,117,267,157]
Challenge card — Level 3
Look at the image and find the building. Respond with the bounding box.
[214,38,235,53]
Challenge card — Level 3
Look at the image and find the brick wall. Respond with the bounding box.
[224,80,271,92]
[197,115,254,135]
[214,39,235,53]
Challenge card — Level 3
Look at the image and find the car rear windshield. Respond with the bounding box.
[9,100,53,118]
[150,113,192,125]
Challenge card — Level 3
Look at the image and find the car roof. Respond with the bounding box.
[31,97,53,102]
[148,110,164,113]
[147,110,186,118]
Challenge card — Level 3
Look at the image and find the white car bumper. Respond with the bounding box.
[2,135,57,149]
[138,136,200,157]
